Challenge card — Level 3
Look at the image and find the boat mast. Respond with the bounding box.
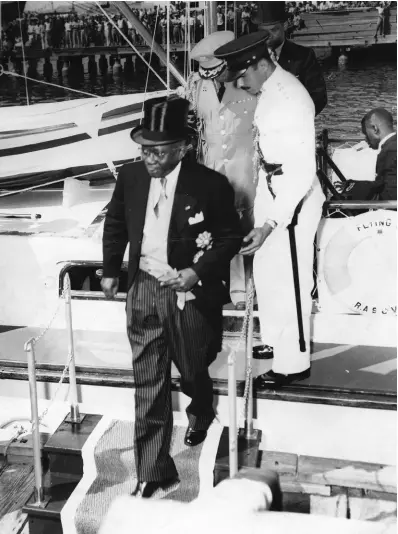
[167,1,170,94]
[113,1,186,87]
[204,1,217,36]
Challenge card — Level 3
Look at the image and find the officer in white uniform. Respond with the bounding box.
[215,31,325,388]
[181,31,257,310]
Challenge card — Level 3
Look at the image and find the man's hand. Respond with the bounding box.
[160,268,199,292]
[240,224,274,256]
[101,277,119,299]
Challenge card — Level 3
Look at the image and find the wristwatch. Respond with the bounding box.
[265,219,278,230]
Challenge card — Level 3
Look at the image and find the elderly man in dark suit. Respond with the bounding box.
[252,1,327,116]
[340,108,397,201]
[101,96,241,498]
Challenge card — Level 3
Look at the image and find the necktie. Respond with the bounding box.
[217,81,226,102]
[154,177,167,218]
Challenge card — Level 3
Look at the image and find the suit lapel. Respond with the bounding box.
[168,159,197,255]
[130,162,151,241]
[278,40,293,71]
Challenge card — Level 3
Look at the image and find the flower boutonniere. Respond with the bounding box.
[193,231,213,264]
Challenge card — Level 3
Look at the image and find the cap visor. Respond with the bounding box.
[224,67,248,83]
[198,58,224,69]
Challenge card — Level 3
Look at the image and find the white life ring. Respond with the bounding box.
[323,210,397,316]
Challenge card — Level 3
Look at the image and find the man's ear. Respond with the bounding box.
[372,123,381,136]
[257,58,269,73]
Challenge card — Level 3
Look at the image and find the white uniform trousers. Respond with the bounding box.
[253,174,325,374]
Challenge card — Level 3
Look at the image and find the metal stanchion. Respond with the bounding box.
[64,273,85,424]
[24,338,47,507]
[244,267,256,440]
[228,350,238,478]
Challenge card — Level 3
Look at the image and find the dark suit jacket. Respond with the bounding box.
[102,158,242,312]
[278,39,328,116]
[347,134,397,201]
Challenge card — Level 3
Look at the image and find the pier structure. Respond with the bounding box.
[290,7,397,50]
[0,44,192,78]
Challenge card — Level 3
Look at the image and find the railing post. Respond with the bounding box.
[244,263,256,440]
[227,350,238,478]
[64,273,83,424]
[24,339,45,506]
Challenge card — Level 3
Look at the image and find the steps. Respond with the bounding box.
[22,414,261,533]
[18,412,396,533]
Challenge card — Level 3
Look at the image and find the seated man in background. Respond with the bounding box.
[340,108,397,200]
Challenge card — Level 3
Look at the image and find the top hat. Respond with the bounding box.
[214,31,270,82]
[190,31,235,69]
[251,1,287,27]
[130,96,192,146]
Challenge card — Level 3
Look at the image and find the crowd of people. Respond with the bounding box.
[1,1,395,53]
[1,4,249,52]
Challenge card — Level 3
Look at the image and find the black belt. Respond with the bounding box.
[261,161,283,176]
[259,157,283,198]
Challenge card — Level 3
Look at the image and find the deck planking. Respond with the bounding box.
[0,463,34,534]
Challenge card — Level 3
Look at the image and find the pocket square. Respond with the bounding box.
[188,212,204,225]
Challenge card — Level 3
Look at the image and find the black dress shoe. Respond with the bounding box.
[131,477,179,498]
[254,368,311,389]
[253,344,274,360]
[184,427,207,447]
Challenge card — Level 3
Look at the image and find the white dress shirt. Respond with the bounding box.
[141,162,181,270]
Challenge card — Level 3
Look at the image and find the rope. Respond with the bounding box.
[143,8,159,100]
[95,1,168,89]
[140,7,160,123]
[167,1,170,94]
[186,3,191,79]
[17,1,29,105]
[0,162,126,198]
[0,68,101,99]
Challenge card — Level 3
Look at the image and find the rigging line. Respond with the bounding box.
[17,1,30,106]
[141,5,160,121]
[95,1,168,89]
[1,69,101,98]
[167,1,170,95]
[225,1,227,31]
[186,2,191,79]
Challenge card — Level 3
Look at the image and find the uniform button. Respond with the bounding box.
[244,110,248,114]
[220,115,224,120]
[221,130,225,135]
[222,144,227,149]
[224,158,228,163]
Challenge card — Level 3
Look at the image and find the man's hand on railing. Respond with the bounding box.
[101,277,119,299]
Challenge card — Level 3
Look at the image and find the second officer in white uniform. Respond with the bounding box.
[182,31,257,310]
[215,31,325,388]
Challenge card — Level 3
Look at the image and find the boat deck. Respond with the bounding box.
[0,324,395,410]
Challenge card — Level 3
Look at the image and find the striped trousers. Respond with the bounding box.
[127,270,217,482]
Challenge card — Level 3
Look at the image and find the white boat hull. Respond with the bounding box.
[0,91,168,187]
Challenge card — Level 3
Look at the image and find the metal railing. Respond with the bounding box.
[23,273,83,507]
[225,262,256,478]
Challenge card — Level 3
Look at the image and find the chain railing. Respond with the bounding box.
[226,263,256,478]
[22,272,83,507]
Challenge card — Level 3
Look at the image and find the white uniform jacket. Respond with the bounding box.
[254,64,322,228]
[186,75,257,213]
